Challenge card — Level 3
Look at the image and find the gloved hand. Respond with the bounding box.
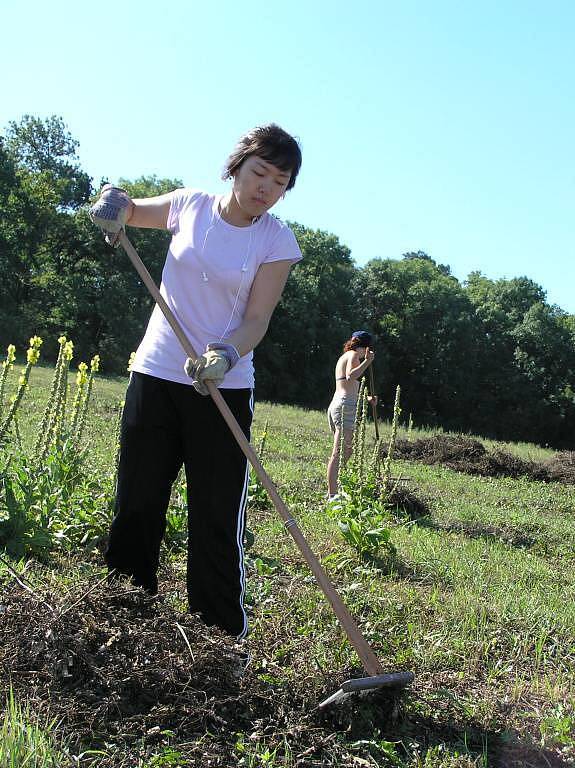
[184,343,240,396]
[89,184,132,247]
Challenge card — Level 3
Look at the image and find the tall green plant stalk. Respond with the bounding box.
[0,344,16,422]
[0,336,42,444]
[75,355,100,444]
[53,341,74,450]
[382,384,402,490]
[247,418,272,513]
[336,405,347,489]
[369,431,382,480]
[12,417,23,451]
[351,378,366,474]
[34,336,67,459]
[357,386,369,488]
[69,362,88,438]
[112,400,124,474]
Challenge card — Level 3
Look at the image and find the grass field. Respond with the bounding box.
[1,361,574,767]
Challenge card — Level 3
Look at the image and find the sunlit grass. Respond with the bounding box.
[2,366,574,765]
[0,688,69,767]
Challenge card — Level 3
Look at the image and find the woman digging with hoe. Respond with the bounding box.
[91,132,414,707]
[327,330,377,501]
[90,124,303,645]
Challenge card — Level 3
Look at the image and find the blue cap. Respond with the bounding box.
[351,330,372,347]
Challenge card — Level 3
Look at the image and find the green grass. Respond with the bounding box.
[0,688,70,767]
[1,359,574,766]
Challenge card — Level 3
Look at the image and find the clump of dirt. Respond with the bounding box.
[395,435,487,464]
[394,435,566,483]
[475,449,551,481]
[386,483,432,521]
[544,451,575,484]
[0,564,405,766]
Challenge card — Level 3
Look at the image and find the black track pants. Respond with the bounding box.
[105,372,253,638]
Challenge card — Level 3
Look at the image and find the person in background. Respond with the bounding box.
[326,330,376,500]
[90,124,303,642]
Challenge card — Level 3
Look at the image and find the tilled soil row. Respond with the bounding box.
[0,565,398,766]
[394,435,575,484]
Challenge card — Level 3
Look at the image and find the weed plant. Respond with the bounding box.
[328,383,403,564]
[0,337,110,559]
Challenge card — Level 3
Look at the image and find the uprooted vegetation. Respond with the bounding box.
[3,550,573,768]
[0,562,410,767]
[394,434,575,484]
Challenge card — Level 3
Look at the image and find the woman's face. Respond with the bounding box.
[232,155,291,219]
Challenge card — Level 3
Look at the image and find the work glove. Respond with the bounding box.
[89,184,132,247]
[184,343,240,396]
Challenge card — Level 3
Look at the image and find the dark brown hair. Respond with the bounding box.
[222,124,302,190]
[343,331,373,352]
[343,337,368,353]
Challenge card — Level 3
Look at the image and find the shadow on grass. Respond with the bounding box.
[318,686,571,767]
[397,709,571,768]
[418,515,538,550]
[394,435,575,487]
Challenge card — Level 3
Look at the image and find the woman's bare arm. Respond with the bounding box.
[127,192,174,230]
[225,260,294,356]
[346,348,374,380]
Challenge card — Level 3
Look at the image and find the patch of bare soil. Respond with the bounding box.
[387,483,432,521]
[0,564,406,767]
[544,451,575,485]
[394,435,568,483]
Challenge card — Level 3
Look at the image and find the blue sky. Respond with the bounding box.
[2,0,574,312]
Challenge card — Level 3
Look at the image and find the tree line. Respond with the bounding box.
[1,116,574,447]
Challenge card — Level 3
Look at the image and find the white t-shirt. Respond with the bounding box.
[131,188,303,389]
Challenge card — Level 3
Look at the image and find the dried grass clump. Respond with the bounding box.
[544,451,575,484]
[394,434,565,483]
[0,564,402,767]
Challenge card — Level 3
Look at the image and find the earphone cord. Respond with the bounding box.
[218,220,255,341]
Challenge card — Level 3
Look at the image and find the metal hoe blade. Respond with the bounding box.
[319,671,415,709]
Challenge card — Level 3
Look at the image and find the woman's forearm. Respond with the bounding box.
[225,316,270,358]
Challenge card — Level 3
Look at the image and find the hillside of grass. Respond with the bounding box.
[1,362,574,767]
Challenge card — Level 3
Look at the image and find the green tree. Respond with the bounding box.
[5,115,91,209]
[512,302,575,443]
[32,175,180,371]
[358,252,481,429]
[465,273,575,444]
[255,224,358,407]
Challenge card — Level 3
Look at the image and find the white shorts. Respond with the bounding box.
[327,396,358,433]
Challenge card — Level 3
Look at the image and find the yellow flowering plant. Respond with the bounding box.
[36,336,73,461]
[0,337,43,444]
[0,344,17,422]
[69,362,89,437]
[75,354,101,444]
[1,335,108,559]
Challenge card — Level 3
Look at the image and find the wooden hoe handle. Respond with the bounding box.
[118,231,384,676]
